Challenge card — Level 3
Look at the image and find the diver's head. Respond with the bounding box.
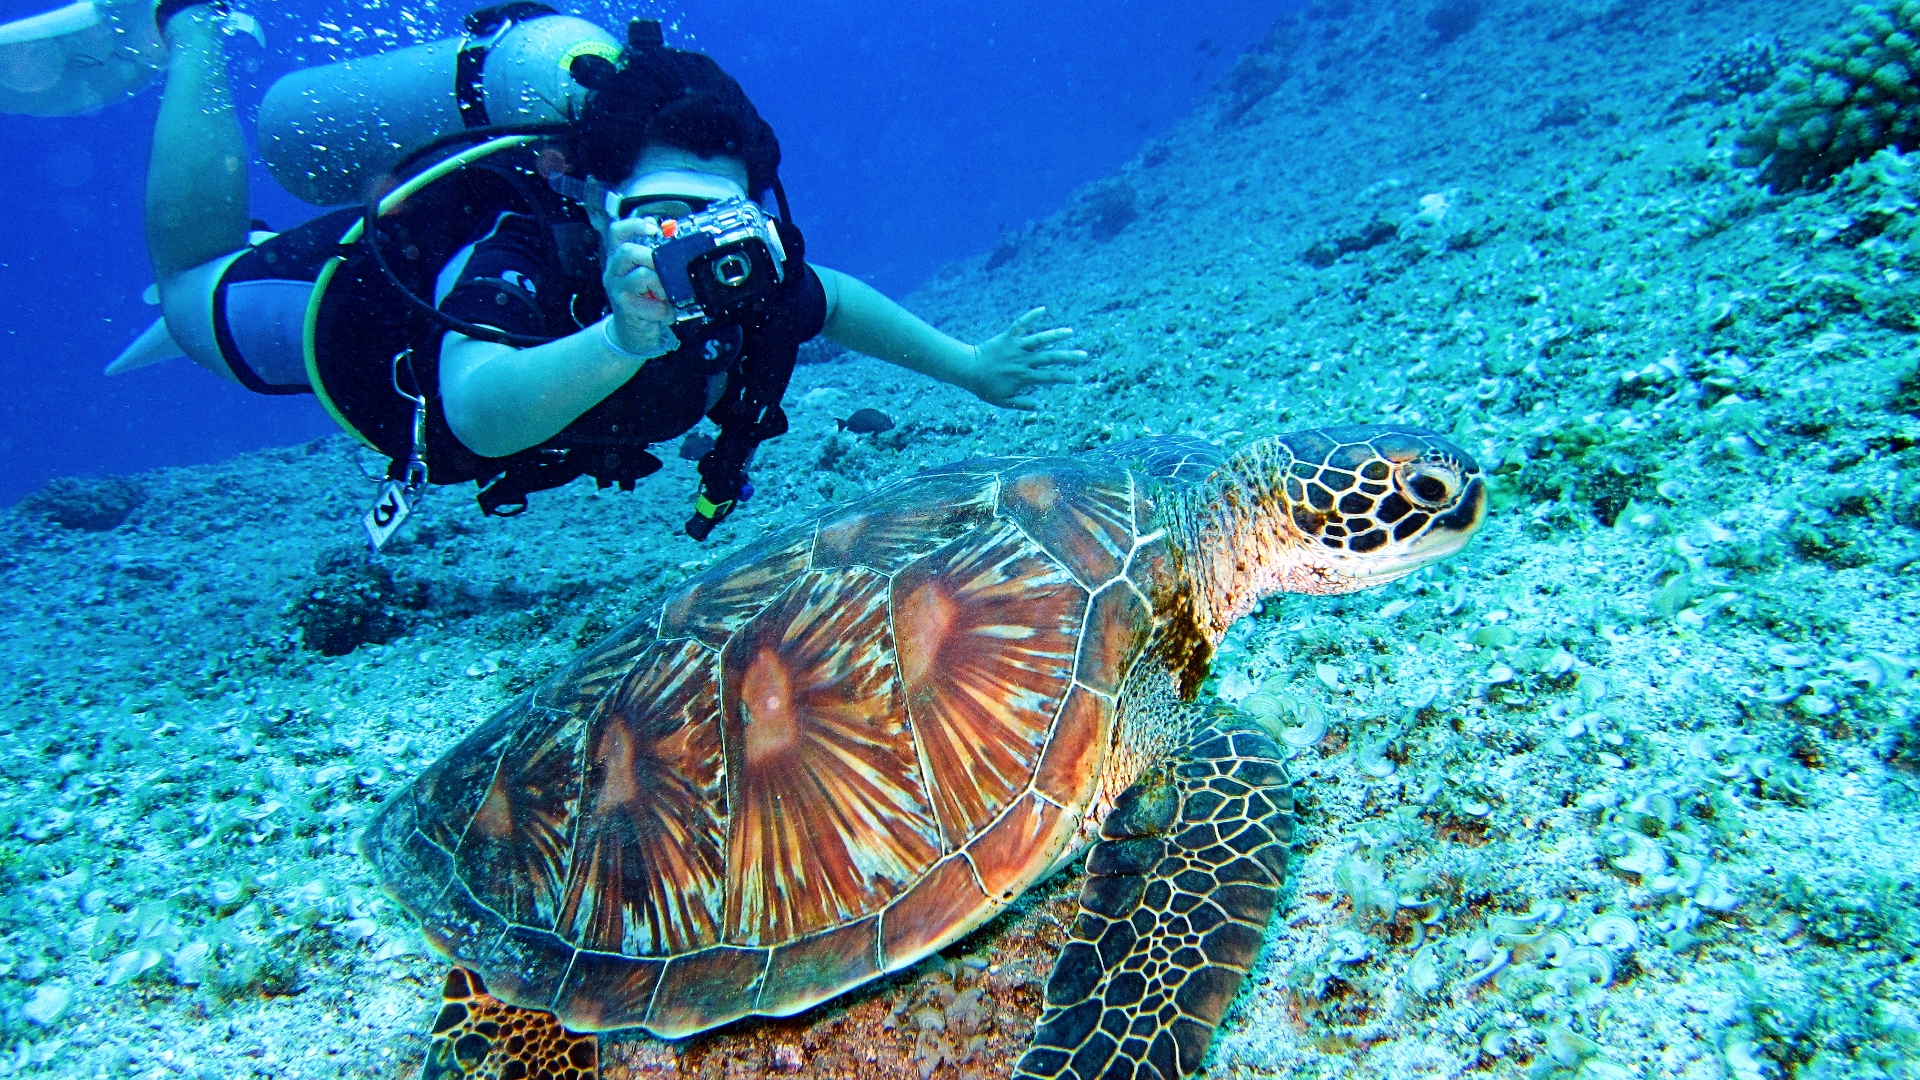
[569,21,781,206]
[579,145,752,237]
[625,146,749,200]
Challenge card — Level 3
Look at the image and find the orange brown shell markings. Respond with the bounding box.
[365,452,1181,1039]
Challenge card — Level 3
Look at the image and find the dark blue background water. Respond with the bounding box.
[0,0,1284,506]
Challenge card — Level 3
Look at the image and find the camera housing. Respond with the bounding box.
[643,198,788,327]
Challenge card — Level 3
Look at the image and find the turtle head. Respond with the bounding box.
[1159,420,1489,638]
[1268,425,1485,590]
[1163,424,1487,646]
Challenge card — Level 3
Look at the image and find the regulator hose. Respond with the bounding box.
[358,121,579,349]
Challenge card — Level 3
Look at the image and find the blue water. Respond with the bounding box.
[0,0,1285,507]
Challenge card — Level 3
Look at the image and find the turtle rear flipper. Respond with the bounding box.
[424,967,599,1080]
[1015,720,1293,1080]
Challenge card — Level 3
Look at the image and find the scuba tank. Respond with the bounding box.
[257,2,619,206]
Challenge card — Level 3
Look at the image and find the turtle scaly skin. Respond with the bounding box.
[365,426,1485,1079]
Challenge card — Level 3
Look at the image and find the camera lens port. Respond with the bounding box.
[713,252,753,287]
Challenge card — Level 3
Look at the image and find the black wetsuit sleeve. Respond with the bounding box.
[437,213,563,340]
[698,257,829,497]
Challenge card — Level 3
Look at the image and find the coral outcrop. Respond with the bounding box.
[1426,0,1484,44]
[286,546,423,657]
[17,476,143,531]
[1736,1,1920,191]
[1078,178,1140,241]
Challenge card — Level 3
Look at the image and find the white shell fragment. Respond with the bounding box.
[337,917,379,942]
[1577,788,1619,810]
[1280,708,1327,749]
[1694,879,1741,912]
[1545,1024,1600,1067]
[1358,739,1397,778]
[1627,792,1677,828]
[1217,669,1256,701]
[1583,913,1641,951]
[1795,693,1838,717]
[1765,643,1814,668]
[1327,930,1371,963]
[1488,900,1564,935]
[1565,945,1615,988]
[1511,929,1574,965]
[1406,942,1444,996]
[170,941,210,986]
[1464,945,1511,985]
[1606,831,1668,877]
[106,947,162,986]
[1726,1034,1767,1080]
[22,985,71,1026]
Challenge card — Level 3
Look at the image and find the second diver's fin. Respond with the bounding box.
[0,0,263,117]
[106,317,186,375]
[0,0,103,46]
[224,9,262,47]
[0,0,163,116]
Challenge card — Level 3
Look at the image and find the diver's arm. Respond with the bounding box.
[814,266,977,390]
[440,211,680,459]
[813,265,1086,411]
[439,326,671,459]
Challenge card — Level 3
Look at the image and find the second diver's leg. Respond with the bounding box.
[145,4,247,284]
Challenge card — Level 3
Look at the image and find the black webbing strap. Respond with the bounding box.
[453,3,560,129]
[477,451,583,516]
[590,448,664,492]
[454,43,490,129]
[154,0,226,35]
[476,447,664,516]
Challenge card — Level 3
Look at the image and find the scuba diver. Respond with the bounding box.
[2,1,1085,544]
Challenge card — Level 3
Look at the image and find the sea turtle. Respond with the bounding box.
[364,424,1486,1080]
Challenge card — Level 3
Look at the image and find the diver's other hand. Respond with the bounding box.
[602,216,676,356]
[966,307,1087,410]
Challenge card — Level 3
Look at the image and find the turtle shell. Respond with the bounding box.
[364,438,1224,1038]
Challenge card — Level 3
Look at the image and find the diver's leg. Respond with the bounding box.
[145,4,247,283]
[147,3,249,383]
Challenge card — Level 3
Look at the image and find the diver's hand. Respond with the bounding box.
[966,307,1087,410]
[602,216,677,357]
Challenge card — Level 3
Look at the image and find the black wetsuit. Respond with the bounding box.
[431,212,826,514]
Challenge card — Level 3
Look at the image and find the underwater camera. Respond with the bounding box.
[642,199,789,327]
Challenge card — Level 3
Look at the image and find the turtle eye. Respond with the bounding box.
[1403,463,1458,509]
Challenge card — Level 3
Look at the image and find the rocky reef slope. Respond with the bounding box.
[1,0,1916,1077]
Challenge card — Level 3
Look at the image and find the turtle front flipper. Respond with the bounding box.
[423,967,599,1080]
[1014,720,1293,1080]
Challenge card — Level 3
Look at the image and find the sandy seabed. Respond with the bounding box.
[2,0,1918,1077]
